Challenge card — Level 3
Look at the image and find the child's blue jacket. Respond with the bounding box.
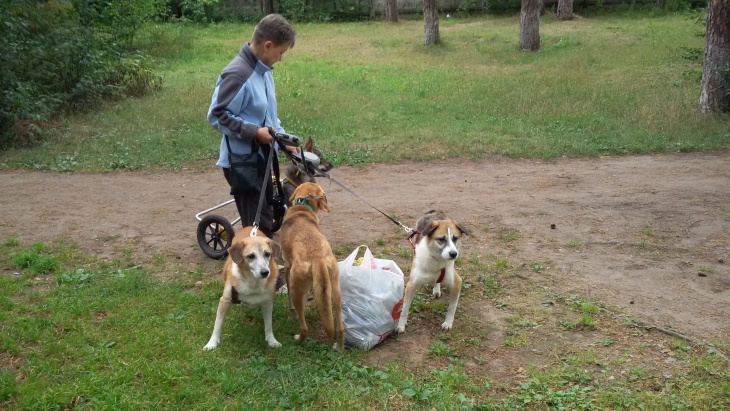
[207,43,284,168]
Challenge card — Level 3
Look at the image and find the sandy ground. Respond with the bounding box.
[1,152,729,345]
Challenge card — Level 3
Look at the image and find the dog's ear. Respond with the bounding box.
[267,239,282,260]
[289,190,297,204]
[423,220,440,237]
[229,242,245,265]
[454,221,468,236]
[317,194,330,213]
[304,138,313,153]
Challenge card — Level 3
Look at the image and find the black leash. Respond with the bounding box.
[318,171,416,236]
[325,172,446,283]
[251,130,290,237]
[251,81,273,237]
[251,134,416,237]
[251,140,276,237]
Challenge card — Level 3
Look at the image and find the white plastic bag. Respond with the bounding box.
[338,246,405,350]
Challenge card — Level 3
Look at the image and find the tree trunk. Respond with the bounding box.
[699,0,730,113]
[262,0,274,15]
[557,0,573,20]
[423,0,440,45]
[386,0,399,22]
[519,0,540,51]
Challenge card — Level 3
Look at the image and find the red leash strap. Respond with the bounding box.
[408,230,420,252]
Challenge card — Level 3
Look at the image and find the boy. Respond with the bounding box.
[207,14,296,239]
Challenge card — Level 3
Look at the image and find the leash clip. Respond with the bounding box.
[250,225,258,237]
[407,228,421,252]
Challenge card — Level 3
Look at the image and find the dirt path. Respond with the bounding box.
[1,152,729,342]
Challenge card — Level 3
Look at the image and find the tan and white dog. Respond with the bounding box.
[397,210,467,333]
[203,226,282,350]
[279,182,344,352]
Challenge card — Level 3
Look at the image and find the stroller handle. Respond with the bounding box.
[268,128,325,177]
[271,130,301,148]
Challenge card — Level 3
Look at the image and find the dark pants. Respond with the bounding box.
[222,167,274,238]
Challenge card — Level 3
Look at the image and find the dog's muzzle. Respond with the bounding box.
[441,247,458,260]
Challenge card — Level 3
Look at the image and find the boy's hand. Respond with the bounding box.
[255,127,273,144]
[282,144,297,160]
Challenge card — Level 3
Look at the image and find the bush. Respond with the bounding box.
[485,0,521,14]
[163,0,220,23]
[277,0,371,22]
[73,0,160,45]
[0,0,162,147]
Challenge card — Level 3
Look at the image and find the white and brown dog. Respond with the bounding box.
[397,210,467,333]
[203,226,283,350]
[279,182,344,352]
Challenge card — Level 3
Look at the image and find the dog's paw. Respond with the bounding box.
[433,290,442,298]
[267,338,282,348]
[396,324,406,334]
[203,339,219,351]
[440,321,453,331]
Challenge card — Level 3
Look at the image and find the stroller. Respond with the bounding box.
[195,132,327,258]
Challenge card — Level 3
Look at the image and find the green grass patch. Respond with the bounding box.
[1,13,728,171]
[10,242,59,274]
[3,237,21,247]
[2,241,729,410]
[427,340,456,357]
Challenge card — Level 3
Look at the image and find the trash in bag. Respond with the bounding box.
[338,245,405,350]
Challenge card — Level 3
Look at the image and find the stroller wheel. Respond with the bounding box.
[197,214,235,259]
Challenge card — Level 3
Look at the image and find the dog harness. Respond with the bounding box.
[408,230,446,284]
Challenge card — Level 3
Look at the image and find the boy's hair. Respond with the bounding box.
[252,14,296,48]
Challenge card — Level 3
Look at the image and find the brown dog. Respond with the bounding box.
[203,226,283,350]
[282,138,334,206]
[279,182,344,351]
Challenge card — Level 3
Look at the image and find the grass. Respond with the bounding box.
[3,238,20,247]
[1,12,728,171]
[427,340,456,356]
[2,237,730,410]
[498,229,520,243]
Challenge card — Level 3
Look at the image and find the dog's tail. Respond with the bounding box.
[312,258,344,350]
